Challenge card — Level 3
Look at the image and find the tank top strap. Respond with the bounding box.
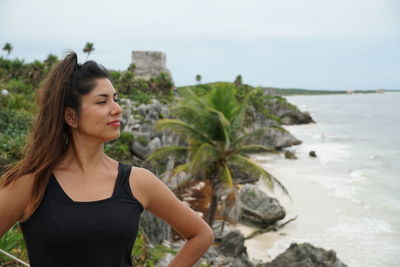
[114,162,133,196]
[118,163,145,211]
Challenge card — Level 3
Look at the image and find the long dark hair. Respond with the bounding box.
[0,51,111,222]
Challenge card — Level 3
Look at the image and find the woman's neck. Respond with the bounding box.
[58,137,110,175]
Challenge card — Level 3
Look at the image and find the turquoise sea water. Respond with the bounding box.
[248,92,400,266]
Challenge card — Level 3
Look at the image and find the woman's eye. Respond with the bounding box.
[96,99,119,105]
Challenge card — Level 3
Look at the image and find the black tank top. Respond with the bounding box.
[20,163,144,267]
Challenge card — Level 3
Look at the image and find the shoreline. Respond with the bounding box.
[235,93,400,266]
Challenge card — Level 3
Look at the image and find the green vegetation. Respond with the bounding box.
[105,132,133,164]
[131,229,178,266]
[111,70,174,104]
[178,82,285,125]
[146,83,288,227]
[0,224,28,264]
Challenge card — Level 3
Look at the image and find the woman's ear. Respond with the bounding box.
[64,107,78,128]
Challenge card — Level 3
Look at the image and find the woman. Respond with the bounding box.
[0,51,214,266]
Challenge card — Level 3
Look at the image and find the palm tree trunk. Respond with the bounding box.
[206,181,218,227]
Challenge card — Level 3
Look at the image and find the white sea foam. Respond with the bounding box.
[325,216,394,234]
[349,170,366,182]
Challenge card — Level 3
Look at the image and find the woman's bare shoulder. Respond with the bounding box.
[128,166,165,209]
[129,166,166,188]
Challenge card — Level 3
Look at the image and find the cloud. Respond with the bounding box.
[1,0,398,44]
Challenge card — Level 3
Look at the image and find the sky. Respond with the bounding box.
[0,0,399,90]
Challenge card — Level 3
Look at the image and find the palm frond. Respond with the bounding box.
[184,87,207,108]
[155,119,214,144]
[206,107,231,148]
[221,163,234,187]
[168,162,192,180]
[227,154,289,196]
[191,143,220,174]
[207,84,240,121]
[170,104,202,125]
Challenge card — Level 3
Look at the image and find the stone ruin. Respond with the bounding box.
[131,51,173,81]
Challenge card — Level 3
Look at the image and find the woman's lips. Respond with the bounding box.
[108,120,120,126]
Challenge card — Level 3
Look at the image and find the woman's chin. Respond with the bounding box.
[104,132,121,142]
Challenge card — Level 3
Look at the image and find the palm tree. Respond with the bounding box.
[83,42,95,60]
[3,43,13,58]
[146,83,288,227]
[195,74,202,84]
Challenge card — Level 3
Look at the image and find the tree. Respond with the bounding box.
[195,74,202,84]
[83,42,95,60]
[146,83,288,227]
[44,54,58,72]
[3,43,13,58]
[44,54,58,66]
[234,75,242,87]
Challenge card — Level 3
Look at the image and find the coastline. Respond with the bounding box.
[235,93,400,266]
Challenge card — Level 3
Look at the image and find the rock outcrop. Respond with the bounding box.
[239,184,286,227]
[247,126,302,149]
[260,92,314,125]
[258,243,348,267]
[139,211,171,244]
[247,105,301,149]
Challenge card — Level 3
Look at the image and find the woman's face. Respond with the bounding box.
[74,78,122,142]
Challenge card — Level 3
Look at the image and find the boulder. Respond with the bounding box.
[284,151,297,159]
[230,165,260,184]
[309,150,317,157]
[218,229,247,257]
[239,184,286,227]
[203,246,253,267]
[258,243,348,267]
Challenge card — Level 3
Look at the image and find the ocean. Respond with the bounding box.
[238,92,400,267]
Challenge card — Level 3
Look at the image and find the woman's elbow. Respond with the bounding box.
[203,224,215,247]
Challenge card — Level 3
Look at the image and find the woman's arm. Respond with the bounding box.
[130,167,214,267]
[0,174,34,238]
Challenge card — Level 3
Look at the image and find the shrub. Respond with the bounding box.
[0,223,28,264]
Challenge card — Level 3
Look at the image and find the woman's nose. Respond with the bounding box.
[111,101,123,115]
